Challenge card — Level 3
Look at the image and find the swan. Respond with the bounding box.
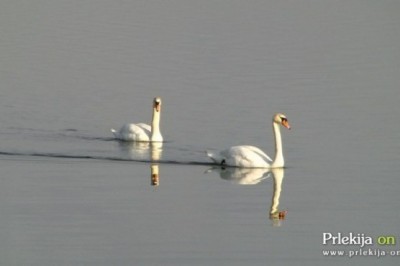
[111,97,163,142]
[206,113,291,168]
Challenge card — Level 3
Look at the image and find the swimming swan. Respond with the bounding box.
[207,113,291,168]
[111,97,163,142]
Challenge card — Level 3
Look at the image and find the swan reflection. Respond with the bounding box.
[151,164,160,186]
[207,167,287,226]
[210,167,272,185]
[268,168,286,227]
[116,142,163,187]
[116,141,163,161]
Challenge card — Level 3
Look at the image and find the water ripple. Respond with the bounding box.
[0,150,213,166]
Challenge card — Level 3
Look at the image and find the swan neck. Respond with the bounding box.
[272,121,284,167]
[151,108,162,141]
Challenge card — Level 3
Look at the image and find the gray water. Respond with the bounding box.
[1,1,400,265]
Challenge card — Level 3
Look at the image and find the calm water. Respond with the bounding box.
[1,1,400,265]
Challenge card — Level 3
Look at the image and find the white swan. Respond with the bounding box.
[111,97,163,142]
[207,113,291,168]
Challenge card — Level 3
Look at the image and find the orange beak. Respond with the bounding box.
[282,120,291,130]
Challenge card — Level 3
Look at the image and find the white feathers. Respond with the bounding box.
[112,97,163,142]
[207,146,273,168]
[111,123,152,142]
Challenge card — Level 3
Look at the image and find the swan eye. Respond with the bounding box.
[281,117,287,122]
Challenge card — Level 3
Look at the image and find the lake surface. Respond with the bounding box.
[1,1,400,265]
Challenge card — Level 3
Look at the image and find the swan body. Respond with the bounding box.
[207,113,290,168]
[111,97,163,142]
[207,146,273,168]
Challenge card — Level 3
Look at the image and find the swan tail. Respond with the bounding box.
[111,128,119,138]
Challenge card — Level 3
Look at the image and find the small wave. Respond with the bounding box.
[57,131,115,142]
[0,151,213,166]
[74,135,115,141]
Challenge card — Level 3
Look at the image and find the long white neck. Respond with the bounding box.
[151,108,162,142]
[272,121,284,167]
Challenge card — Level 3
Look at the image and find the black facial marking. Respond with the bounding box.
[221,159,226,170]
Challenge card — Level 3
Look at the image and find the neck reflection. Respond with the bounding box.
[115,141,163,187]
[207,167,287,226]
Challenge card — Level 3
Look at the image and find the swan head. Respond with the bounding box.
[153,97,162,112]
[273,113,291,130]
